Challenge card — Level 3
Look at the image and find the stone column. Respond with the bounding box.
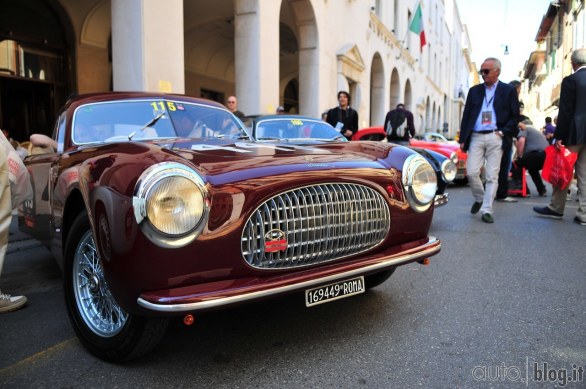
[297,22,320,117]
[111,0,185,93]
[234,0,279,115]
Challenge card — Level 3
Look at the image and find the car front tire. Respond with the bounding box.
[64,211,168,362]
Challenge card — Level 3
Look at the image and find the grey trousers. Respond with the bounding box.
[548,143,586,221]
[466,132,503,215]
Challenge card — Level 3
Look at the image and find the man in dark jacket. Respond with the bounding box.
[534,48,586,225]
[459,57,520,223]
[325,91,359,140]
[384,103,415,143]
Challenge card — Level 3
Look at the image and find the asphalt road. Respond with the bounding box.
[1,181,585,388]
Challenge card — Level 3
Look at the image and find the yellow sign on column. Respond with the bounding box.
[158,80,172,93]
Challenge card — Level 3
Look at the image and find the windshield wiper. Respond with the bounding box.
[128,111,166,140]
[258,137,288,141]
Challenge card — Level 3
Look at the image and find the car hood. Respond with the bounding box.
[155,139,408,177]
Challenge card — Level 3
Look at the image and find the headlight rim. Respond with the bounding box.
[441,159,457,183]
[402,154,437,213]
[133,162,210,248]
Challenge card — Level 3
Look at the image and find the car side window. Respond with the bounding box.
[55,113,66,153]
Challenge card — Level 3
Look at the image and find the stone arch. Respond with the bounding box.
[336,43,365,114]
[430,101,437,132]
[183,0,238,100]
[389,67,400,109]
[81,0,110,48]
[370,52,385,126]
[425,96,431,131]
[285,0,319,116]
[404,79,415,131]
[404,79,413,112]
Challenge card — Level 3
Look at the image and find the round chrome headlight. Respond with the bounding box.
[133,162,209,247]
[441,159,457,183]
[402,154,437,212]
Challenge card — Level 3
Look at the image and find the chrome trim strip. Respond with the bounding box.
[137,237,440,313]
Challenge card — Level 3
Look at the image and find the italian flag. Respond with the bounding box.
[409,2,426,52]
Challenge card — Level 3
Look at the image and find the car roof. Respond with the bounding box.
[62,92,225,112]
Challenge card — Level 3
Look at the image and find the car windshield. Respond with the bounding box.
[72,99,250,144]
[254,118,347,142]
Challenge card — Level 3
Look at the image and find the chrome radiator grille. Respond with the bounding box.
[241,183,391,269]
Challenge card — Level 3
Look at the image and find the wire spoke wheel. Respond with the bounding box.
[72,230,128,337]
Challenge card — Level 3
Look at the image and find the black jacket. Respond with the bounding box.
[326,106,358,140]
[554,67,586,146]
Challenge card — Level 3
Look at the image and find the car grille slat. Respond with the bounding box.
[242,183,391,269]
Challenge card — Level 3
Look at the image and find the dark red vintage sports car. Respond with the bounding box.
[20,92,441,362]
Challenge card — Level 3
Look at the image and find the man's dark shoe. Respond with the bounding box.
[574,216,586,226]
[533,206,563,219]
[481,213,494,223]
[470,201,482,214]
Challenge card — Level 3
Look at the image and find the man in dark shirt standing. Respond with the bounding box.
[325,91,359,140]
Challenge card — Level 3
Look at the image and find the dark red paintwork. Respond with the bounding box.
[20,93,441,317]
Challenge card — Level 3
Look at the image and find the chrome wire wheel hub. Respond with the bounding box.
[72,231,128,337]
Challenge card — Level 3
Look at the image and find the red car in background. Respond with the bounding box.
[353,128,468,183]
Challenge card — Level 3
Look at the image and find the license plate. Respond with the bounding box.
[305,276,365,307]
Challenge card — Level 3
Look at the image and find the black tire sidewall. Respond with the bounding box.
[63,210,165,362]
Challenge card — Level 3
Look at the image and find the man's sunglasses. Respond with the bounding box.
[479,68,493,75]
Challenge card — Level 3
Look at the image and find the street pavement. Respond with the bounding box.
[0,181,585,388]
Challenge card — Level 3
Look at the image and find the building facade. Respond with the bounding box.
[522,0,586,127]
[0,0,473,143]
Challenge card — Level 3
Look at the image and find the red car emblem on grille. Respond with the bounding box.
[264,229,288,253]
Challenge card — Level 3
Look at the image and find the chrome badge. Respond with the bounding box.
[264,229,288,253]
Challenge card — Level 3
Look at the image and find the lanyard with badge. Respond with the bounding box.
[481,93,494,125]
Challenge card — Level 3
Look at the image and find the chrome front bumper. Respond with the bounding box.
[434,193,449,207]
[138,237,441,313]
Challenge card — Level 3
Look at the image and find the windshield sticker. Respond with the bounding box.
[150,101,177,112]
[290,119,303,126]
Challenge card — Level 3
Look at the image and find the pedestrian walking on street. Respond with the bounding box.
[325,91,358,141]
[0,131,28,313]
[459,57,520,223]
[534,48,586,225]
